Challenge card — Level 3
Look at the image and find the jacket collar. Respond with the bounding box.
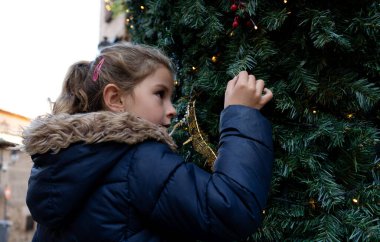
[22,111,177,155]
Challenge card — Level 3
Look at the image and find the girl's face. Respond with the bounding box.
[121,67,177,128]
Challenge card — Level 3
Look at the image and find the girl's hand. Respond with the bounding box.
[224,71,273,110]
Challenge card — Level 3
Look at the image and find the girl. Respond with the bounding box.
[23,43,274,242]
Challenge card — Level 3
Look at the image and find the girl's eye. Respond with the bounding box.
[155,91,165,98]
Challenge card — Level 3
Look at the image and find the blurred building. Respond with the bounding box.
[0,109,33,242]
[98,0,129,50]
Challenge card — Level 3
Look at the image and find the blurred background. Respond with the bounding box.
[0,1,128,241]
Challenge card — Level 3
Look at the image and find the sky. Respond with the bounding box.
[0,0,100,119]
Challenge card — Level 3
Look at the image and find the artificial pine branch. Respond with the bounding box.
[118,0,380,240]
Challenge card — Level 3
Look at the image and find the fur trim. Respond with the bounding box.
[22,111,177,155]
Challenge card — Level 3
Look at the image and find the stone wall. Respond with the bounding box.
[0,149,35,242]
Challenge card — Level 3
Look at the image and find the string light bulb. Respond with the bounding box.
[192,66,197,71]
[130,25,134,29]
[246,19,258,30]
[211,56,217,63]
[140,5,145,10]
[347,113,354,119]
[309,198,316,209]
[352,198,359,204]
[105,4,112,11]
[284,0,288,3]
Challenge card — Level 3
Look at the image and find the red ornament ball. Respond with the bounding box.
[232,20,239,28]
[230,4,238,12]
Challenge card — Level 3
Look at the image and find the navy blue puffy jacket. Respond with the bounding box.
[24,105,273,242]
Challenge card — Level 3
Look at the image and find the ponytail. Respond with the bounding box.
[53,61,92,114]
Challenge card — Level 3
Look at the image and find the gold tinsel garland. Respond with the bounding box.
[185,100,217,169]
[170,100,217,169]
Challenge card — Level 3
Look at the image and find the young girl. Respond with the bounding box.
[23,43,274,242]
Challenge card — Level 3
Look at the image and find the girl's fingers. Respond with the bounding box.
[231,75,238,86]
[225,71,273,109]
[248,75,256,90]
[226,76,238,92]
[255,79,265,95]
[260,88,273,104]
[236,71,249,85]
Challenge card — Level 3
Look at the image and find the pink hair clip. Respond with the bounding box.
[92,57,105,82]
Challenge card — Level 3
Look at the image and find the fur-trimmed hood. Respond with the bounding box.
[24,111,176,230]
[22,111,177,155]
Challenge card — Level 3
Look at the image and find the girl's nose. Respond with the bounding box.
[167,102,177,119]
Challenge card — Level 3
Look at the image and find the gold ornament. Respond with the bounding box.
[186,100,217,169]
[169,117,186,136]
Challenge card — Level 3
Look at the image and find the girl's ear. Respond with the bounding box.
[103,84,125,112]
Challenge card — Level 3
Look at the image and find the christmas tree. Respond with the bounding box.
[110,0,379,240]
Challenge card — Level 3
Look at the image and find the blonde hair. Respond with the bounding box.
[53,43,175,114]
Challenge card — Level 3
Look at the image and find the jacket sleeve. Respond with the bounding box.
[128,105,273,241]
